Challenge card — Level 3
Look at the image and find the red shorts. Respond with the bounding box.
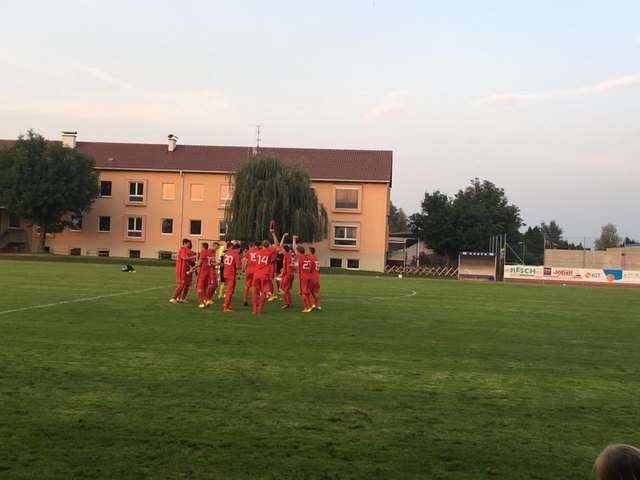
[196,269,210,290]
[309,279,320,294]
[252,275,271,294]
[298,276,311,295]
[281,274,294,292]
[181,272,193,287]
[245,271,255,288]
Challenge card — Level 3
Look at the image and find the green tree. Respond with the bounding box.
[522,226,545,265]
[451,178,523,252]
[0,130,100,252]
[409,190,457,263]
[388,202,409,232]
[410,179,522,265]
[594,223,621,250]
[540,220,564,247]
[225,154,328,242]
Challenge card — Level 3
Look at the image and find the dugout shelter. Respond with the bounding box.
[458,252,497,281]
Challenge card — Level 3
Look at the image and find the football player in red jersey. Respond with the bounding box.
[222,243,242,312]
[205,242,220,304]
[195,242,212,308]
[292,235,313,313]
[307,246,321,311]
[278,233,295,309]
[242,241,259,307]
[251,239,277,314]
[170,240,196,304]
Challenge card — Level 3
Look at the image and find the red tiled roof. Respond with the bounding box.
[76,142,392,184]
[1,139,392,184]
[0,139,393,185]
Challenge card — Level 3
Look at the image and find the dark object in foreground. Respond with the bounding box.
[121,264,135,273]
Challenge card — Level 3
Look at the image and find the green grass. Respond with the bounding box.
[1,260,639,479]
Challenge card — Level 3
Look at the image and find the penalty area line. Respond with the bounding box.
[369,289,417,301]
[0,284,173,316]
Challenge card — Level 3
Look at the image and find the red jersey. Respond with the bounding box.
[254,246,276,278]
[223,249,241,278]
[281,251,294,277]
[297,253,312,278]
[310,254,320,282]
[244,246,259,274]
[181,249,196,280]
[175,246,185,282]
[205,248,217,276]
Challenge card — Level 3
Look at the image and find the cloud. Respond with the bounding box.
[473,73,640,106]
[0,91,234,125]
[366,90,407,121]
[76,66,167,97]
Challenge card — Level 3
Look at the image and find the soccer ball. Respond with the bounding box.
[398,274,403,279]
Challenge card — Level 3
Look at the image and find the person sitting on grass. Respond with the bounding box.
[594,444,640,480]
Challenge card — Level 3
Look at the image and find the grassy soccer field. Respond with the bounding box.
[1,259,639,479]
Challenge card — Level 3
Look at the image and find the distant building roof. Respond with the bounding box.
[1,139,392,184]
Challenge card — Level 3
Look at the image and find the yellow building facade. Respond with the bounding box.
[2,133,393,272]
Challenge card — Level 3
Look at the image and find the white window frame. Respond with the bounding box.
[161,218,174,235]
[219,184,233,208]
[332,223,359,249]
[190,219,202,236]
[333,185,361,212]
[69,214,83,232]
[218,220,228,239]
[99,180,112,198]
[127,180,146,205]
[126,216,144,239]
[98,216,111,233]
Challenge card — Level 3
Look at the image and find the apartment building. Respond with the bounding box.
[1,133,393,272]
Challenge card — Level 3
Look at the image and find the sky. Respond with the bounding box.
[1,0,639,241]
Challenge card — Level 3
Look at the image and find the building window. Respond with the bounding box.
[333,224,358,247]
[158,251,173,260]
[129,250,141,259]
[99,216,111,232]
[347,259,360,269]
[69,215,82,231]
[330,258,343,268]
[218,220,228,239]
[127,216,143,238]
[69,247,81,256]
[191,184,204,201]
[97,249,110,257]
[100,181,112,197]
[190,220,202,236]
[219,184,232,207]
[8,212,19,228]
[128,181,145,204]
[334,186,360,210]
[162,183,175,200]
[161,218,174,235]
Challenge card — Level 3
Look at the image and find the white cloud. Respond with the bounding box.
[366,90,407,121]
[473,73,640,106]
[76,66,167,97]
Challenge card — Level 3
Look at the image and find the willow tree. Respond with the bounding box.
[225,155,327,242]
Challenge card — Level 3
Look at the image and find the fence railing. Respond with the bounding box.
[385,265,459,277]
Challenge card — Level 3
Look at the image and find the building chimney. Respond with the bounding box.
[61,131,77,149]
[168,134,178,152]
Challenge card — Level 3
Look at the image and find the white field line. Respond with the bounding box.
[0,284,173,316]
[369,289,417,301]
